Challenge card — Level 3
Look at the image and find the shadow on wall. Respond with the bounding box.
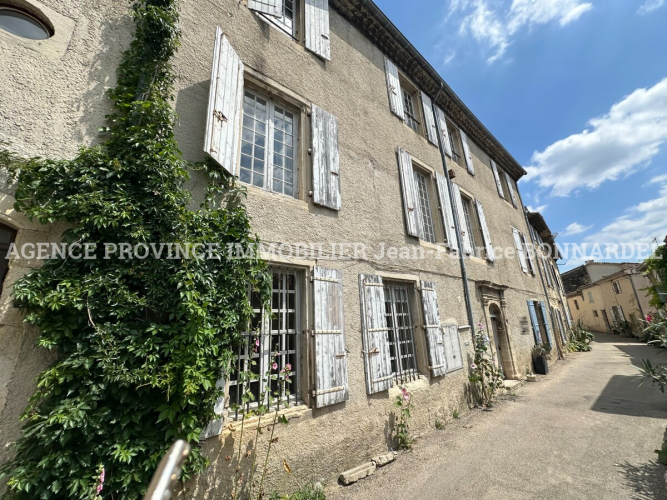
[616,460,667,500]
[75,14,134,146]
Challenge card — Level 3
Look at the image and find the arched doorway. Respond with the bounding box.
[489,304,513,379]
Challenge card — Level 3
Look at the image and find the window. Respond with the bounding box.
[258,0,296,38]
[0,5,52,40]
[459,194,487,258]
[587,291,594,303]
[228,268,301,418]
[384,282,418,385]
[400,80,420,133]
[413,170,436,244]
[593,310,599,318]
[610,305,625,324]
[612,281,622,294]
[446,120,465,168]
[241,89,298,197]
[574,299,579,310]
[0,223,17,294]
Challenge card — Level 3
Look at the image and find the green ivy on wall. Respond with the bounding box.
[0,0,270,498]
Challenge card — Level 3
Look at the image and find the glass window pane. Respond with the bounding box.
[0,8,50,40]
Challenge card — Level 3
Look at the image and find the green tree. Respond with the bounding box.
[0,0,270,498]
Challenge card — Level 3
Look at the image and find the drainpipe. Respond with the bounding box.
[431,83,476,342]
[523,208,563,360]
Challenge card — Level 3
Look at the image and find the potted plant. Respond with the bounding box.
[532,343,549,375]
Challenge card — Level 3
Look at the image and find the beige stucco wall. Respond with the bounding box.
[0,0,556,495]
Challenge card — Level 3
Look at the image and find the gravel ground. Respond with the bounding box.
[327,333,667,500]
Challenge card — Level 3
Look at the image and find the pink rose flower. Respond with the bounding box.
[272,362,278,370]
[255,338,260,346]
[284,363,292,372]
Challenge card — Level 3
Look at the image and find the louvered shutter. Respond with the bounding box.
[205,28,245,175]
[435,106,453,157]
[475,200,495,262]
[397,148,422,238]
[556,310,567,344]
[248,0,283,17]
[202,373,226,439]
[452,184,472,254]
[491,160,505,199]
[313,267,349,407]
[539,301,554,345]
[443,324,463,372]
[421,92,438,145]
[527,301,541,345]
[512,229,528,273]
[384,57,404,119]
[522,233,536,275]
[459,129,474,175]
[359,275,393,394]
[542,255,553,287]
[435,172,456,248]
[505,172,518,207]
[304,0,331,60]
[420,282,447,377]
[311,104,341,210]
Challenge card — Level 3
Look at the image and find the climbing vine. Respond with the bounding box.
[0,1,270,498]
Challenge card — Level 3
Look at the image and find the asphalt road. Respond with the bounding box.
[328,333,667,500]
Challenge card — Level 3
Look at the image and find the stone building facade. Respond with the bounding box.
[0,0,565,495]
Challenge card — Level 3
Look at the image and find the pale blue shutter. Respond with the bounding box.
[527,301,541,345]
[539,301,554,345]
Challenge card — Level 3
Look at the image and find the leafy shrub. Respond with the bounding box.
[566,323,594,352]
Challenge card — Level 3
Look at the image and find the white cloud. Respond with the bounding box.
[582,179,667,256]
[561,222,593,236]
[443,50,456,65]
[452,0,592,63]
[638,0,664,14]
[526,204,548,213]
[525,78,667,196]
[651,174,667,184]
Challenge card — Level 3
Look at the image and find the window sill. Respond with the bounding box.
[217,404,311,437]
[418,240,450,252]
[388,375,429,397]
[467,255,489,265]
[245,184,310,212]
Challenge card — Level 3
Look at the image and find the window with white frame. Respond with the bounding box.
[383,281,419,385]
[593,310,599,317]
[460,194,485,258]
[413,170,436,244]
[610,305,625,324]
[399,78,421,133]
[241,89,298,197]
[258,0,296,38]
[612,280,622,294]
[227,268,301,419]
[446,120,465,168]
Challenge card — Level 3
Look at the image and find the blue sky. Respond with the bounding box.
[374,0,667,270]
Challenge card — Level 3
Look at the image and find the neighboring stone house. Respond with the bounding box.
[1,0,565,494]
[564,262,656,336]
[525,212,572,358]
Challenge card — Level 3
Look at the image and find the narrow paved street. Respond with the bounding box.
[328,333,667,500]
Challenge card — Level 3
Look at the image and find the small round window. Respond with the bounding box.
[0,5,52,40]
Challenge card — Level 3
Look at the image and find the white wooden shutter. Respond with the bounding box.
[475,200,495,262]
[512,228,528,273]
[248,0,283,17]
[505,172,518,207]
[452,184,472,255]
[384,57,404,119]
[443,324,463,372]
[556,309,567,344]
[435,172,456,248]
[397,148,422,238]
[202,373,226,439]
[539,301,554,345]
[205,28,245,175]
[313,267,349,407]
[420,282,447,377]
[311,104,341,210]
[421,91,438,145]
[522,233,536,275]
[435,106,453,157]
[459,129,474,175]
[527,301,541,345]
[304,0,331,61]
[542,255,553,287]
[491,160,505,199]
[359,274,393,394]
